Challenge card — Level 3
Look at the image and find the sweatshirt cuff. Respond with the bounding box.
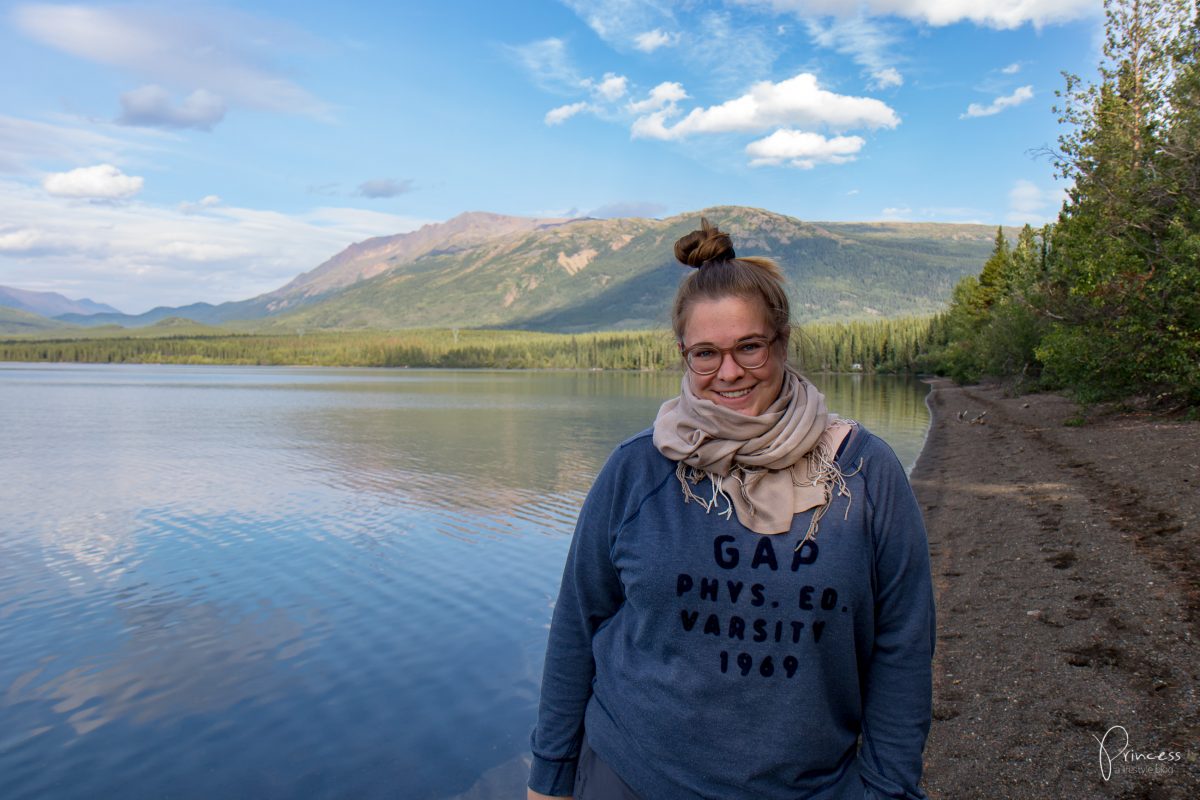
[528,751,578,797]
[859,760,928,800]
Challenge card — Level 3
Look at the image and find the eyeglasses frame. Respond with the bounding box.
[678,333,781,376]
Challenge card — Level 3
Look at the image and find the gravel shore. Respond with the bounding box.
[911,381,1200,799]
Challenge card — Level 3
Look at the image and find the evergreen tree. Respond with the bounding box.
[1040,0,1200,403]
[1155,1,1200,394]
[977,226,1013,307]
[1010,225,1041,291]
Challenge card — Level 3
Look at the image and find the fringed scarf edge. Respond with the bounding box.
[673,420,862,549]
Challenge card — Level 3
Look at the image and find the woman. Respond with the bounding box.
[528,219,935,800]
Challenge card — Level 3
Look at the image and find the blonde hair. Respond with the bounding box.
[670,217,790,341]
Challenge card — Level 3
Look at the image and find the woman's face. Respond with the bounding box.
[680,295,787,417]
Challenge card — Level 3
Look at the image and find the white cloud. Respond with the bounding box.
[805,13,903,89]
[880,206,912,219]
[626,82,688,114]
[560,0,676,47]
[117,85,226,131]
[1006,178,1063,223]
[42,164,144,199]
[511,39,626,123]
[735,0,1098,30]
[631,72,899,140]
[1009,179,1043,217]
[299,207,431,240]
[508,37,586,93]
[545,102,592,125]
[14,4,330,121]
[560,4,778,85]
[1001,62,1022,74]
[0,178,430,312]
[627,83,688,138]
[872,68,904,88]
[633,29,675,52]
[0,228,45,253]
[687,10,782,90]
[624,82,691,118]
[560,1,777,87]
[591,72,629,101]
[961,85,1034,118]
[552,4,781,95]
[746,129,866,168]
[630,112,673,140]
[0,113,166,175]
[178,195,224,214]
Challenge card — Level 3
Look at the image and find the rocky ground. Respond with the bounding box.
[911,381,1200,799]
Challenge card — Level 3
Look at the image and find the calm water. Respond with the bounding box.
[0,364,929,800]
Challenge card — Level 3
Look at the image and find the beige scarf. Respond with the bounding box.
[652,366,853,540]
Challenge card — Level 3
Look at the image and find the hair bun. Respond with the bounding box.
[674,216,736,268]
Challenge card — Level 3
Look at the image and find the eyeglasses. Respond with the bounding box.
[680,334,778,375]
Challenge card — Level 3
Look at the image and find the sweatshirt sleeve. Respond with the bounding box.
[858,440,936,800]
[528,448,629,796]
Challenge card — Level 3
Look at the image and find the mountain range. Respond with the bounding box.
[3,206,1004,335]
[0,286,121,318]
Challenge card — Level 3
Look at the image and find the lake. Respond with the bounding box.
[0,363,929,799]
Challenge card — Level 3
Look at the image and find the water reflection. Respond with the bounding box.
[812,373,930,470]
[0,363,926,800]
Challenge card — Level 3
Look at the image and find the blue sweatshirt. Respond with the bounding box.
[529,425,935,800]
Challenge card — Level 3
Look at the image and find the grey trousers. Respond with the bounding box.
[574,737,641,800]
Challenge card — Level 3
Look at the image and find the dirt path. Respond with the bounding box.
[910,381,1200,799]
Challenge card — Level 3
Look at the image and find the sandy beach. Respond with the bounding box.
[910,381,1200,798]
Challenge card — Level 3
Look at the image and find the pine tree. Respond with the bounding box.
[1011,225,1041,292]
[977,227,1013,308]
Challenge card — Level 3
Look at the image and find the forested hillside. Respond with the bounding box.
[923,0,1200,406]
[0,306,72,333]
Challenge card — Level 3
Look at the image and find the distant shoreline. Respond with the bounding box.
[0,359,919,378]
[0,320,936,374]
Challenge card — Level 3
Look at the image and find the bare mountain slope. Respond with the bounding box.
[261,211,576,312]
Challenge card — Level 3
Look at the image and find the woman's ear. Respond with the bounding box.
[779,326,791,351]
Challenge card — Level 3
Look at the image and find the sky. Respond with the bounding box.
[0,0,1104,314]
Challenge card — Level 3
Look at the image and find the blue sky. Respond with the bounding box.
[0,0,1102,313]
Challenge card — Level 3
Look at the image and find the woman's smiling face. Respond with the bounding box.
[681,295,787,417]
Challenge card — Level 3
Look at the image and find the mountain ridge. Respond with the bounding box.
[259,210,578,313]
[0,286,121,318]
[259,205,1005,332]
[34,206,1010,333]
